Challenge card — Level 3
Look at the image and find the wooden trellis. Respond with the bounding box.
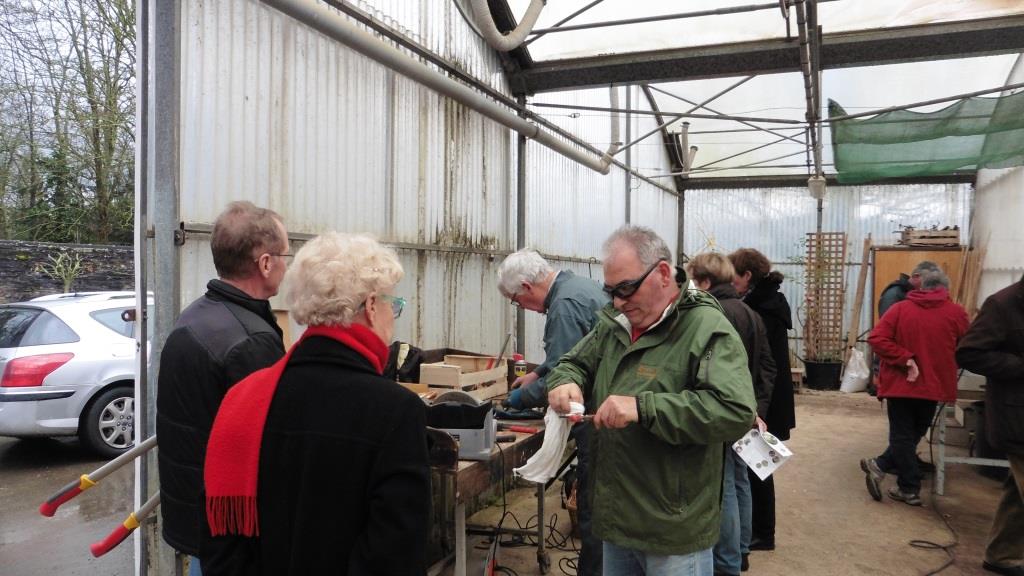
[804,232,847,362]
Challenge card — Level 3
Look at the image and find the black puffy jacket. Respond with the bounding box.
[156,280,284,557]
[743,273,796,440]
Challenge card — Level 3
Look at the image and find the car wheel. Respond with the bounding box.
[81,386,134,458]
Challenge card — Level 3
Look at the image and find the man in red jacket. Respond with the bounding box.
[861,268,969,506]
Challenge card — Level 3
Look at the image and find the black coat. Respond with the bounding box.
[157,280,284,557]
[708,283,776,419]
[956,279,1024,456]
[743,273,796,440]
[253,336,431,576]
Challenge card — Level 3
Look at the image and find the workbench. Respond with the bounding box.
[429,420,550,576]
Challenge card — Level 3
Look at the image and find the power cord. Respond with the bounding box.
[912,369,966,576]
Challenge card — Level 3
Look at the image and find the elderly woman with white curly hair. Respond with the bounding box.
[204,232,431,576]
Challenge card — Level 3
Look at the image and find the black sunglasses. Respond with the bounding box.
[603,259,666,300]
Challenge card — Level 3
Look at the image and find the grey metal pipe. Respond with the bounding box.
[470,0,545,52]
[531,102,803,124]
[794,0,822,179]
[260,0,612,174]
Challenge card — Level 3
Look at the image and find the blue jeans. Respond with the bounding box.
[189,556,202,576]
[714,449,752,575]
[603,541,713,576]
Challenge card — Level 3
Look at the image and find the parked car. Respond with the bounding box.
[0,291,150,457]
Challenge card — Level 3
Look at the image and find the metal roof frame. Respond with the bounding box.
[496,1,1024,187]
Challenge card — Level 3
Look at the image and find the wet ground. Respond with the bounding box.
[0,436,133,575]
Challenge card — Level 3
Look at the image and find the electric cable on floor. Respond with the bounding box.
[912,391,962,575]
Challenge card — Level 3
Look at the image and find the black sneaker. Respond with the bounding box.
[888,487,922,506]
[861,458,884,501]
[982,561,1024,575]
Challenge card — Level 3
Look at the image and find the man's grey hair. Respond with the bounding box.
[911,260,941,276]
[497,249,554,298]
[919,268,951,290]
[602,225,672,267]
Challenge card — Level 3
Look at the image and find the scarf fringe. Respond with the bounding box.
[206,495,259,537]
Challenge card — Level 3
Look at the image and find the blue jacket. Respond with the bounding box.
[519,270,609,407]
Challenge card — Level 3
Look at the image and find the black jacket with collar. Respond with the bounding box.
[709,282,777,419]
[743,272,796,440]
[253,335,431,575]
[157,279,285,556]
[956,279,1024,455]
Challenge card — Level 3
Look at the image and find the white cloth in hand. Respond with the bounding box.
[513,401,584,483]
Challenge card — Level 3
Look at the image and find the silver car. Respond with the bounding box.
[0,291,148,457]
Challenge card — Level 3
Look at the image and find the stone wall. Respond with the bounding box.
[0,240,134,303]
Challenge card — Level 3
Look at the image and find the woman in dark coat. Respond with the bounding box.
[729,248,795,552]
[204,232,430,576]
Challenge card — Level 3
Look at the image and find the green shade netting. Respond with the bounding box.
[828,89,1024,183]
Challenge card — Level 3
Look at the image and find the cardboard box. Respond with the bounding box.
[733,429,793,481]
[419,355,508,402]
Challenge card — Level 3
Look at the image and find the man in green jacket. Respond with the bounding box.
[548,226,756,576]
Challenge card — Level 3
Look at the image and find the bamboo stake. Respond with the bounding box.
[845,235,872,358]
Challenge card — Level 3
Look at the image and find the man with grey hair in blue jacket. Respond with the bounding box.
[497,248,608,575]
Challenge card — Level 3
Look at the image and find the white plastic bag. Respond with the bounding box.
[840,348,870,393]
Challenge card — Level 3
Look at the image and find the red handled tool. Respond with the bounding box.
[39,435,158,517]
[90,492,160,557]
[497,423,539,434]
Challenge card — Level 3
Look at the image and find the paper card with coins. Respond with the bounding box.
[732,428,793,481]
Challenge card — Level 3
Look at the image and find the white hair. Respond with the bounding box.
[497,249,554,298]
[920,268,950,291]
[285,232,403,326]
[602,225,672,267]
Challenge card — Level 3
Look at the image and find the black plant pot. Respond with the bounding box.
[804,361,843,390]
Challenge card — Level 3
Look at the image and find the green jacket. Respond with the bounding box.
[547,287,756,555]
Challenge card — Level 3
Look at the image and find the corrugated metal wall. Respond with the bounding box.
[176,0,680,359]
[682,183,973,358]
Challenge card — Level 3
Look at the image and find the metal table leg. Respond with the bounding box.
[537,482,550,574]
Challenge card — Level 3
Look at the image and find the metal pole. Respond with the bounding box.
[528,0,841,35]
[524,0,607,46]
[133,0,150,568]
[531,102,803,125]
[624,87,632,224]
[825,80,1024,122]
[613,76,754,157]
[516,96,527,356]
[646,85,807,146]
[141,0,182,574]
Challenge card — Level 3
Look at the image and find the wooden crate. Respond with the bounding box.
[899,228,960,246]
[419,355,508,402]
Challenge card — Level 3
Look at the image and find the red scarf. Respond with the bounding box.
[204,323,389,537]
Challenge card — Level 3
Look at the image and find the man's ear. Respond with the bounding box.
[256,253,273,278]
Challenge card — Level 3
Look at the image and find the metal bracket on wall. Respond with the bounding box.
[173,224,186,247]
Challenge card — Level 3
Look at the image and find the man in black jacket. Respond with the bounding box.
[956,277,1024,576]
[157,201,289,575]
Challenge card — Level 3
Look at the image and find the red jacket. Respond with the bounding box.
[868,287,969,402]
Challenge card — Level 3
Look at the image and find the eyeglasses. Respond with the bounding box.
[253,252,293,263]
[378,294,406,319]
[603,259,666,300]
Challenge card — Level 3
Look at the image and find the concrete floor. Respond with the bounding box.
[0,391,1008,575]
[0,436,133,575]
[458,391,1007,576]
